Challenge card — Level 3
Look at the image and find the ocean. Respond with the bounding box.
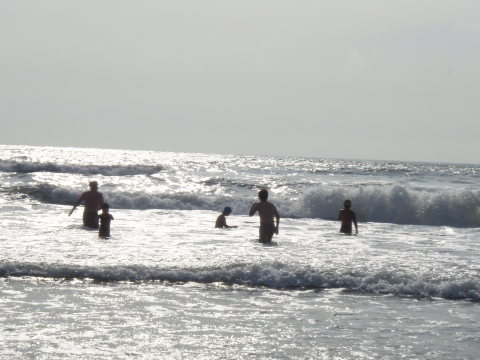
[0,144,479,359]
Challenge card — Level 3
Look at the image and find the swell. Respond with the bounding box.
[0,160,162,176]
[7,184,253,211]
[1,261,478,301]
[9,182,479,228]
[300,185,480,227]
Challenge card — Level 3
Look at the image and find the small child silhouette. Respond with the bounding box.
[215,207,237,229]
[99,203,114,238]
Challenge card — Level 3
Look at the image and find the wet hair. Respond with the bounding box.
[223,206,232,215]
[344,199,352,208]
[89,181,98,190]
[102,203,110,210]
[258,189,268,201]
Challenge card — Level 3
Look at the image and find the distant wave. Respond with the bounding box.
[10,183,252,211]
[298,185,480,228]
[1,261,478,301]
[0,160,162,176]
[8,183,480,227]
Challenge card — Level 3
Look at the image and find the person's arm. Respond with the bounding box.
[249,203,258,216]
[274,207,280,234]
[98,193,104,211]
[68,194,84,216]
[338,209,343,221]
[353,212,358,234]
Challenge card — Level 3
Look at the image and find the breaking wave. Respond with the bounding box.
[299,185,480,227]
[0,160,162,176]
[1,261,478,301]
[7,183,480,227]
[9,184,252,211]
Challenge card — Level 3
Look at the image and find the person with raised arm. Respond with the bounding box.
[69,181,104,228]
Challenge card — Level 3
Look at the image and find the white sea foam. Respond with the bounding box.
[1,145,480,360]
[299,185,480,227]
[0,160,162,176]
[2,261,478,300]
[10,183,480,227]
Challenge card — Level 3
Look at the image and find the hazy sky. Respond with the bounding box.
[1,1,479,163]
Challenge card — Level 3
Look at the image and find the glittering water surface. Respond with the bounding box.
[0,145,479,359]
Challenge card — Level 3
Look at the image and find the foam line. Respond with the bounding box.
[1,262,479,300]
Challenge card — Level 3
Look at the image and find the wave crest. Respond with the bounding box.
[0,160,162,176]
[299,185,480,227]
[1,262,478,300]
[8,183,480,227]
[10,184,480,227]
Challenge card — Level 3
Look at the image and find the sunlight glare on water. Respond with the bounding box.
[0,145,479,359]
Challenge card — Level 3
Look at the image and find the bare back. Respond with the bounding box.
[249,201,279,224]
[338,208,358,234]
[80,190,104,212]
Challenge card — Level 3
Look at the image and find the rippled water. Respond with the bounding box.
[0,145,479,359]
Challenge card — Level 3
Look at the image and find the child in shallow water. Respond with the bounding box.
[338,199,358,235]
[215,207,237,229]
[99,203,114,238]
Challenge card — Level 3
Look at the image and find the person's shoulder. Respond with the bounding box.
[215,214,225,226]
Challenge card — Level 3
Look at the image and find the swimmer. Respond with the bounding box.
[338,199,358,235]
[215,207,237,229]
[98,203,114,238]
[69,181,104,228]
[249,189,280,243]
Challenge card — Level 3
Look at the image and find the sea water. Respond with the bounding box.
[0,145,479,359]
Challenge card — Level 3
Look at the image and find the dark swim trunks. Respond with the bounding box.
[259,223,276,243]
[83,210,99,229]
[340,224,352,234]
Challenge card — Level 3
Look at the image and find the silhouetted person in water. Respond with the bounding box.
[338,199,358,235]
[249,189,280,243]
[99,203,114,238]
[69,181,104,228]
[215,207,237,229]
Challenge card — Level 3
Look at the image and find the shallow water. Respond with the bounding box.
[2,278,480,360]
[0,145,479,359]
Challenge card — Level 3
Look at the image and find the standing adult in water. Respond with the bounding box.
[338,199,358,235]
[249,189,280,243]
[68,181,104,228]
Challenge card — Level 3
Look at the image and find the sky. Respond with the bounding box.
[1,0,479,163]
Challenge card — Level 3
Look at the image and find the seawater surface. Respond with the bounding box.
[0,145,479,359]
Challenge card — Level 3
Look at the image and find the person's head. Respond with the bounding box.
[89,181,98,191]
[101,203,110,212]
[223,207,232,216]
[343,199,352,209]
[258,189,268,201]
